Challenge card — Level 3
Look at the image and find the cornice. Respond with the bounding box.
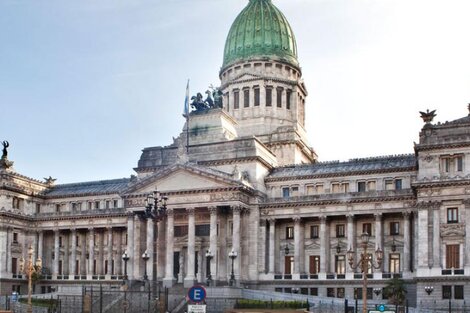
[415,141,470,152]
[265,166,416,182]
[413,179,470,189]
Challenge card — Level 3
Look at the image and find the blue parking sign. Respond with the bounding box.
[188,285,206,303]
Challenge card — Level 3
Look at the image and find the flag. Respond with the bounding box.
[183,79,190,117]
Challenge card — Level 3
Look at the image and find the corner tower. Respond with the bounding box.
[219,0,316,165]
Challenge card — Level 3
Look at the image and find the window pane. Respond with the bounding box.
[442,286,452,299]
[244,89,250,107]
[254,88,260,106]
[266,88,272,107]
[234,90,239,109]
[454,286,464,299]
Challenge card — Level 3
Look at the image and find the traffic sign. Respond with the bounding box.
[188,285,207,303]
[188,304,206,313]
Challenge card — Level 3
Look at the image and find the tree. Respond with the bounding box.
[384,277,407,305]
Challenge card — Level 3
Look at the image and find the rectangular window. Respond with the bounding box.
[291,186,299,197]
[457,156,463,171]
[337,288,345,298]
[13,233,18,244]
[254,87,260,106]
[447,207,458,223]
[367,181,376,191]
[331,183,340,193]
[395,179,403,190]
[357,181,366,192]
[286,90,292,110]
[362,223,372,235]
[327,288,335,298]
[335,255,346,274]
[446,244,460,269]
[195,224,210,236]
[310,225,319,239]
[276,88,283,108]
[243,88,250,107]
[59,236,63,247]
[385,180,394,190]
[389,253,400,273]
[310,288,318,296]
[88,202,93,210]
[306,185,315,195]
[94,201,100,210]
[56,204,61,213]
[286,226,294,239]
[282,187,290,199]
[36,203,41,213]
[174,225,188,237]
[442,285,452,299]
[390,222,400,235]
[105,201,110,209]
[316,184,324,194]
[336,224,345,238]
[309,255,320,274]
[233,90,240,109]
[454,285,464,300]
[113,200,118,208]
[266,87,272,107]
[284,256,293,274]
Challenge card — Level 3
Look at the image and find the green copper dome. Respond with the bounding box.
[222,0,298,69]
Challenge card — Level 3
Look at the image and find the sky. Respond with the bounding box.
[1,0,470,184]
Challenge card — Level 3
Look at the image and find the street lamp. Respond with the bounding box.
[142,250,150,281]
[228,248,237,286]
[347,232,383,313]
[122,250,130,282]
[205,249,213,285]
[142,190,168,221]
[424,286,434,295]
[19,245,42,313]
[373,288,382,297]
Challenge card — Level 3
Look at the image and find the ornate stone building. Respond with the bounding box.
[1,0,469,308]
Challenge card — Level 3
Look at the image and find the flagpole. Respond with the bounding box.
[184,79,190,154]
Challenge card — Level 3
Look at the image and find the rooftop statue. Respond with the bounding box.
[419,109,436,124]
[1,141,9,159]
[190,86,224,113]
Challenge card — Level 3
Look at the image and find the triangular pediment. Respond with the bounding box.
[123,163,240,195]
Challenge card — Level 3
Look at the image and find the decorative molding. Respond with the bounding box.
[440,223,465,237]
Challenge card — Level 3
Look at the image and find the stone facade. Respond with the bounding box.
[1,0,470,309]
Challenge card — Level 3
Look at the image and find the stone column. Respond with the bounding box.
[98,231,104,275]
[116,229,122,276]
[163,208,175,287]
[209,206,218,281]
[88,228,95,276]
[107,227,113,275]
[133,215,142,279]
[319,216,327,277]
[432,205,441,269]
[346,215,354,274]
[80,231,87,275]
[70,229,77,276]
[268,218,276,274]
[417,204,429,272]
[231,206,241,280]
[375,213,383,273]
[37,231,44,262]
[465,201,470,270]
[293,216,301,275]
[157,220,166,280]
[185,207,196,287]
[0,227,8,276]
[146,219,154,280]
[53,229,60,277]
[218,213,227,281]
[126,215,134,279]
[403,211,411,273]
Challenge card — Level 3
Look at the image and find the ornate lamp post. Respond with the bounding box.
[142,190,168,221]
[347,232,383,313]
[205,249,213,285]
[19,245,42,313]
[228,248,237,286]
[122,250,130,281]
[373,288,382,297]
[142,250,150,281]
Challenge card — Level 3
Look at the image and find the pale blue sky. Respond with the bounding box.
[1,0,470,183]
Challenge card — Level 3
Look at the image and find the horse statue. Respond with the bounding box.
[209,85,223,108]
[204,90,214,108]
[190,92,208,112]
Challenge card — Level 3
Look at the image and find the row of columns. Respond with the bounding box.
[267,212,412,276]
[44,227,124,277]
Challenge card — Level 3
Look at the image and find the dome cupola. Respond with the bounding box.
[222,0,298,70]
